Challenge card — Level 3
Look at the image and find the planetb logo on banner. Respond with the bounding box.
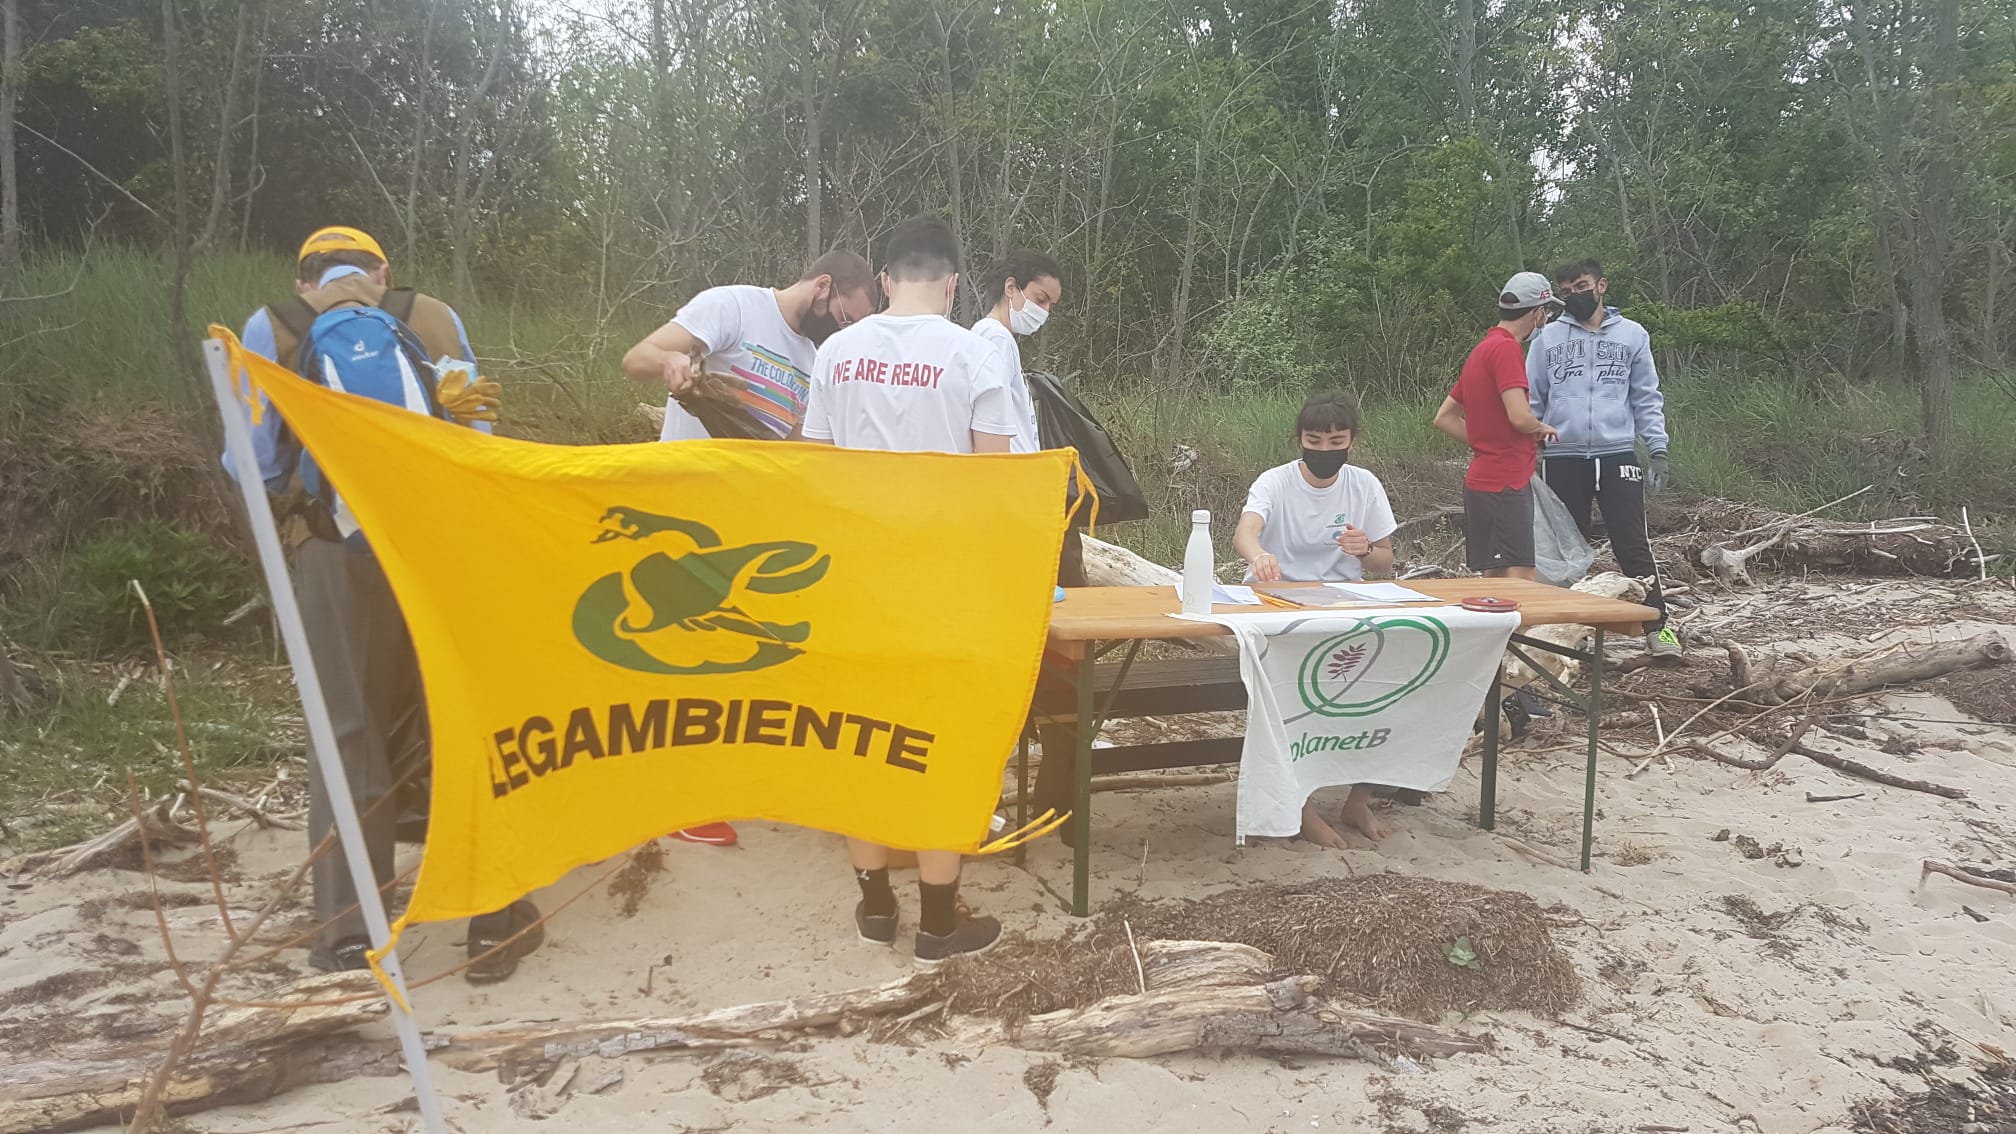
[1293,617,1452,720]
[1195,608,1517,839]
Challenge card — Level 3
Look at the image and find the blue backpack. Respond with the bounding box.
[268,291,451,501]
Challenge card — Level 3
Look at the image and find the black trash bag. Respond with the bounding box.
[1025,369,1149,525]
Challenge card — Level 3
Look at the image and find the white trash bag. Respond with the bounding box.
[1532,475,1594,587]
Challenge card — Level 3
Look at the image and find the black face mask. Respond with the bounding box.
[1301,447,1351,478]
[800,300,842,345]
[1562,291,1601,322]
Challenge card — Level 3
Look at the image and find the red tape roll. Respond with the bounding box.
[1461,596,1521,613]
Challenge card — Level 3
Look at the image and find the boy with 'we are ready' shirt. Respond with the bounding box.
[797,217,1014,965]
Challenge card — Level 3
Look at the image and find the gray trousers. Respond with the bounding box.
[294,535,422,950]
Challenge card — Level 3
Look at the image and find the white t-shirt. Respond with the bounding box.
[971,317,1041,453]
[1240,460,1399,583]
[800,314,1016,452]
[655,285,817,442]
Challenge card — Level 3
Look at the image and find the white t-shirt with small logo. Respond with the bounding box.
[800,314,1016,452]
[970,316,1042,453]
[656,285,817,442]
[1240,460,1399,582]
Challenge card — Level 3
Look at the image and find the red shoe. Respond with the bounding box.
[671,822,738,847]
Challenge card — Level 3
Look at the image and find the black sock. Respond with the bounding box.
[855,868,895,917]
[919,880,959,937]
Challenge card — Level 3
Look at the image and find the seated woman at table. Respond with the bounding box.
[1232,389,1400,849]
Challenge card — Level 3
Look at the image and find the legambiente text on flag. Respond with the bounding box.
[1187,607,1519,839]
[212,327,1074,939]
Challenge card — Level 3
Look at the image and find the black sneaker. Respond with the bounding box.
[855,900,898,946]
[309,935,372,973]
[914,913,1002,967]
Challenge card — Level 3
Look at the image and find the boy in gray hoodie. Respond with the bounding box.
[1526,259,1679,661]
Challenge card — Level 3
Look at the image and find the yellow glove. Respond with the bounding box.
[436,362,502,424]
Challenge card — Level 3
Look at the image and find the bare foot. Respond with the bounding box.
[1340,787,1391,841]
[1299,800,1351,849]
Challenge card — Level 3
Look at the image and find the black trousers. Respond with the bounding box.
[1543,453,1668,631]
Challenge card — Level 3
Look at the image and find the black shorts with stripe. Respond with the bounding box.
[1463,483,1535,571]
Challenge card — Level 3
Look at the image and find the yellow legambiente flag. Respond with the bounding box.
[214,328,1073,936]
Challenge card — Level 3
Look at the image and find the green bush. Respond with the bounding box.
[46,521,256,651]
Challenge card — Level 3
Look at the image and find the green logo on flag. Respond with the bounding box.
[1294,616,1451,718]
[571,506,831,675]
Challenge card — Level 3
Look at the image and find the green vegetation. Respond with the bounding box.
[3,0,2013,834]
[0,656,298,849]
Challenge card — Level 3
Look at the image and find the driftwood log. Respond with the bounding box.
[1671,498,1997,583]
[0,799,195,878]
[1079,535,1236,656]
[1,941,1483,1133]
[1501,571,1648,694]
[1717,633,2010,706]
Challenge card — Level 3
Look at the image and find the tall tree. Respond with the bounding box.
[0,0,19,281]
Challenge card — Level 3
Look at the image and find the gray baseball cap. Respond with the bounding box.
[1499,271,1566,311]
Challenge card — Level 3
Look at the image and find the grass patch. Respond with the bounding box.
[0,655,299,850]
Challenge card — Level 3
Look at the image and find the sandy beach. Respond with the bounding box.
[4,579,2012,1134]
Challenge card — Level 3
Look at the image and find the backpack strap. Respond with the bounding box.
[265,297,318,367]
[379,287,418,325]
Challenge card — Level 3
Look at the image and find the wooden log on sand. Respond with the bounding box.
[0,942,1483,1133]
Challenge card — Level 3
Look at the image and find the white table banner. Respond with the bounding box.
[1184,607,1520,839]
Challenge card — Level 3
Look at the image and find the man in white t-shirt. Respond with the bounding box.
[1232,391,1402,849]
[798,217,1013,965]
[620,253,874,849]
[622,251,877,444]
[969,250,1064,454]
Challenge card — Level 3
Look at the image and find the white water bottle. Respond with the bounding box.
[1181,509,1215,614]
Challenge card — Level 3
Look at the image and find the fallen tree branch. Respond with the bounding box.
[1790,742,1967,799]
[1676,492,1995,580]
[0,800,196,878]
[0,941,1483,1132]
[174,780,305,831]
[1920,860,2016,898]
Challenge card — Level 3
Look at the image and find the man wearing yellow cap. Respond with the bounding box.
[228,226,543,983]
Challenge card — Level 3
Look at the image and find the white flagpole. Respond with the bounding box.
[203,339,448,1134]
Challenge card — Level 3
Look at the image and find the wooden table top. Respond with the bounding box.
[1047,579,1658,643]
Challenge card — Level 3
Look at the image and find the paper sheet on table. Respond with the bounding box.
[1170,583,1261,606]
[1323,582,1439,604]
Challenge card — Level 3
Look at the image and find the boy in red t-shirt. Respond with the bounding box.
[1432,272,1562,580]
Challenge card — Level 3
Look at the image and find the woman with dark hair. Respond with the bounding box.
[1232,389,1401,847]
[969,250,1064,453]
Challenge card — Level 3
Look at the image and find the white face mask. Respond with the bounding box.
[1010,295,1050,335]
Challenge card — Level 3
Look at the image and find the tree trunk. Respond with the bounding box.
[1982,224,2010,369]
[1909,0,1960,463]
[162,0,201,393]
[1166,130,1204,384]
[800,0,821,259]
[198,0,254,250]
[0,0,20,282]
[236,1,268,250]
[404,0,439,270]
[451,3,508,305]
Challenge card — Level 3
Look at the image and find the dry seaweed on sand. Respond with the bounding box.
[1118,875,1582,1019]
[932,876,1580,1023]
[1851,1061,2016,1134]
[931,921,1147,1023]
[1932,667,2016,724]
[606,839,667,918]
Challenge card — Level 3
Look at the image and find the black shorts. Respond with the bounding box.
[1463,484,1535,571]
